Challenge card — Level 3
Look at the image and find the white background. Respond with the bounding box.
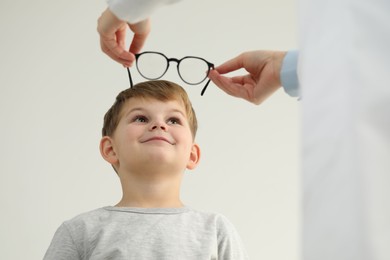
[0,0,300,259]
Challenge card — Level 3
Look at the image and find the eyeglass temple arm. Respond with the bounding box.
[201,79,211,96]
[201,65,214,96]
[127,67,133,88]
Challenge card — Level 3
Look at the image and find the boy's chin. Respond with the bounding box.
[134,155,181,170]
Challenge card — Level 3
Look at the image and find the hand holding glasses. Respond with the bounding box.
[127,51,214,96]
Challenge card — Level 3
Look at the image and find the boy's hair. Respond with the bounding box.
[102,80,198,138]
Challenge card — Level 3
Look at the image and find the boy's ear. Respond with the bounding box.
[187,143,201,170]
[99,136,118,165]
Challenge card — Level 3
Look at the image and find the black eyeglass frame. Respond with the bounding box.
[126,51,214,96]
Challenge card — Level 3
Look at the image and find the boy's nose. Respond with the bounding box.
[150,122,167,131]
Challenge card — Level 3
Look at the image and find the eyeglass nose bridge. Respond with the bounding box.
[168,57,184,77]
[167,58,180,63]
[166,58,180,73]
[167,58,188,83]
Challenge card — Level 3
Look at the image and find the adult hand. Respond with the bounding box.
[97,8,151,67]
[208,50,286,105]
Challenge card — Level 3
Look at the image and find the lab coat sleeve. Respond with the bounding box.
[281,50,299,97]
[107,0,182,23]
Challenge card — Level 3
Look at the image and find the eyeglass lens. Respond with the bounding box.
[178,57,209,85]
[136,52,168,80]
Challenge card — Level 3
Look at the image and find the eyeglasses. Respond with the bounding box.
[126,51,214,96]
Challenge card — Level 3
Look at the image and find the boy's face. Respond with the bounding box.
[101,98,200,175]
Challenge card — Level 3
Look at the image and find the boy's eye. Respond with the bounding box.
[167,117,181,125]
[133,115,148,123]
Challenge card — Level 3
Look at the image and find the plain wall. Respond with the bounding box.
[0,0,300,259]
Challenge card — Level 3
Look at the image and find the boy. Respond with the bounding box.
[44,80,248,259]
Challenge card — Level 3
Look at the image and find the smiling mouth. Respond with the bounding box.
[142,137,174,145]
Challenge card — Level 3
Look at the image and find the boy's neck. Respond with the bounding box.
[115,170,184,208]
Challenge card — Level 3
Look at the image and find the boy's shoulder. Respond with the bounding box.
[186,207,229,221]
[61,207,109,228]
[66,206,106,220]
[185,208,238,233]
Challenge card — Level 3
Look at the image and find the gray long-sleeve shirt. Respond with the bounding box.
[44,206,248,259]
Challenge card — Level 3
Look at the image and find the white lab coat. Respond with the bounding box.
[299,0,390,259]
[107,0,390,258]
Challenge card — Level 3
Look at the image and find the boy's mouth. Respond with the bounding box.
[141,136,174,145]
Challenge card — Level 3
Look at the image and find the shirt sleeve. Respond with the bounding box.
[281,50,300,97]
[217,215,249,260]
[107,0,182,23]
[43,223,81,260]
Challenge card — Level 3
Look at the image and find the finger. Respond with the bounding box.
[128,19,151,54]
[115,27,127,52]
[214,53,245,74]
[102,36,135,61]
[209,70,246,97]
[101,39,135,67]
[109,38,134,62]
[129,33,148,55]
